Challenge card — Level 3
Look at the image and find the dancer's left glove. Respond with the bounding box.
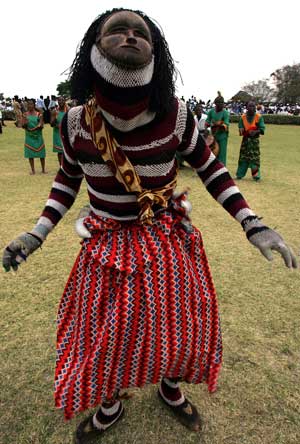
[243,216,298,269]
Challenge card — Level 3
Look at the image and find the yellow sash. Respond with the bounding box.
[85,99,177,224]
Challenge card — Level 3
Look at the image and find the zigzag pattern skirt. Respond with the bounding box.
[54,211,222,419]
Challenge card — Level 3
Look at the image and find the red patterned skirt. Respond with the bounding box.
[54,209,222,419]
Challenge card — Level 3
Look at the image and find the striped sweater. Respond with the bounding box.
[35,99,254,233]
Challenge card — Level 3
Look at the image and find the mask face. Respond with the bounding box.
[97,11,153,69]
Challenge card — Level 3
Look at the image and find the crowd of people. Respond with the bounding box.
[0,90,270,181]
[176,92,265,181]
[0,95,76,122]
[181,95,300,116]
[1,93,299,124]
[0,95,70,174]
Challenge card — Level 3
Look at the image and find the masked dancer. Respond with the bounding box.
[3,8,297,443]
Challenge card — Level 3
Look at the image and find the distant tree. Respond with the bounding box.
[0,92,4,101]
[56,80,71,97]
[231,90,253,102]
[242,79,275,103]
[271,63,300,104]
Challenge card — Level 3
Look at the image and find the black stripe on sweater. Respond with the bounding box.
[43,206,64,222]
[206,171,232,194]
[222,193,245,212]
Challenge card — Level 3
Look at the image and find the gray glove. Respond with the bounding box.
[243,216,298,269]
[2,232,42,272]
[75,205,91,238]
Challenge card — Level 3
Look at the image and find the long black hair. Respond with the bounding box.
[69,8,176,117]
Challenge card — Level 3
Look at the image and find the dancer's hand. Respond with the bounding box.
[242,217,298,268]
[75,205,91,238]
[243,217,298,268]
[2,233,42,272]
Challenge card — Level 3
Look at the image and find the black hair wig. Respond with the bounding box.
[69,8,176,117]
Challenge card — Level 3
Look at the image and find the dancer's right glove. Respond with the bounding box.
[2,223,49,272]
[2,232,42,272]
[242,216,298,269]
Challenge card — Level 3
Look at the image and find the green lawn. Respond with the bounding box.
[0,121,299,444]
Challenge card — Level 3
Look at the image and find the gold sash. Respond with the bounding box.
[85,99,177,224]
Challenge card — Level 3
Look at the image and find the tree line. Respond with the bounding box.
[242,63,300,104]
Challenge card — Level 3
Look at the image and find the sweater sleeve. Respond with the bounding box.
[177,106,256,224]
[32,112,84,236]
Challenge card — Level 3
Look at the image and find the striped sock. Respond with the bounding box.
[159,378,185,407]
[93,400,123,431]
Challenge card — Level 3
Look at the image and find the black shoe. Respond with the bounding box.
[157,389,202,431]
[74,402,124,443]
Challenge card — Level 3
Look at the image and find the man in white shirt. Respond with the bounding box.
[49,95,58,110]
[194,103,207,133]
[36,95,46,111]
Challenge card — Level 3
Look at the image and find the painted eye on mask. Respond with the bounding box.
[106,26,150,41]
[109,26,127,34]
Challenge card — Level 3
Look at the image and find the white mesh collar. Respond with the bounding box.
[90,44,154,88]
[101,108,156,132]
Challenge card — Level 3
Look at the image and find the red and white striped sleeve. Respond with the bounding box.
[32,113,84,238]
[177,105,255,223]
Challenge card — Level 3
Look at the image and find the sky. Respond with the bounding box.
[2,0,300,102]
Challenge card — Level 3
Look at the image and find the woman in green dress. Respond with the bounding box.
[50,96,68,165]
[22,99,46,174]
[205,92,230,165]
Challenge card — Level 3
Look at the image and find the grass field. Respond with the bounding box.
[0,121,299,444]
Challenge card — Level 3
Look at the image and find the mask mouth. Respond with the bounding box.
[120,45,140,51]
[95,42,153,71]
[90,44,154,87]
